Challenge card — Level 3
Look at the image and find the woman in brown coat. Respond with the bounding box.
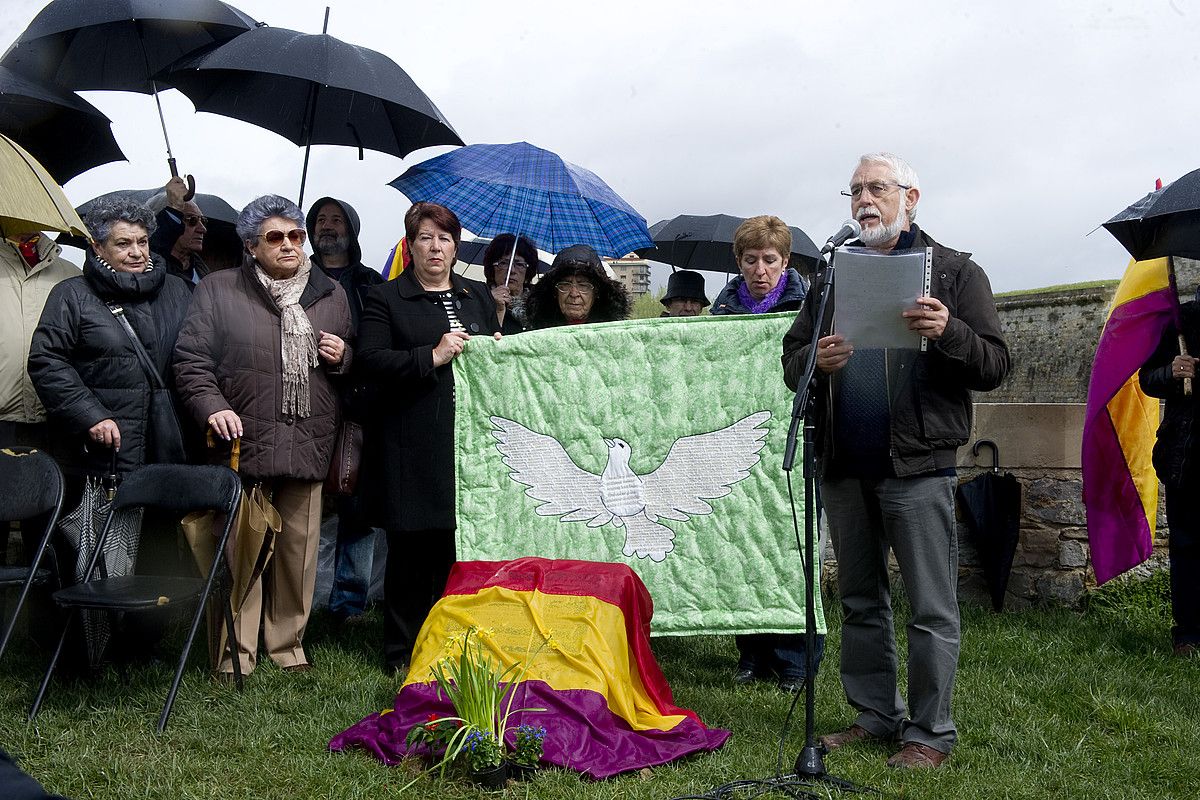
[174,194,352,677]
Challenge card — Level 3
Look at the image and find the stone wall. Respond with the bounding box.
[987,258,1200,405]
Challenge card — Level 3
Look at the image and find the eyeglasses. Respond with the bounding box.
[555,280,594,295]
[841,181,911,199]
[491,259,530,271]
[183,214,208,227]
[254,228,306,247]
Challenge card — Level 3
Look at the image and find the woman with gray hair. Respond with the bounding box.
[30,196,192,476]
[174,194,352,678]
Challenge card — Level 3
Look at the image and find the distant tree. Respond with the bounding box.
[630,288,667,319]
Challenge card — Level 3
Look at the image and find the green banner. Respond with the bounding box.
[453,313,824,637]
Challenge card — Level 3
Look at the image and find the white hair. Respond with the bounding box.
[856,152,920,222]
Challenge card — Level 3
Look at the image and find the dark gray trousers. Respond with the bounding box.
[822,474,959,753]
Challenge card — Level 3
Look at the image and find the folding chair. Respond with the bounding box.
[0,447,65,663]
[28,464,243,733]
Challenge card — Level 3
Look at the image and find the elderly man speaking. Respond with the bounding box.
[781,153,1009,769]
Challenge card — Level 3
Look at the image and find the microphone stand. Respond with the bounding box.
[782,245,867,793]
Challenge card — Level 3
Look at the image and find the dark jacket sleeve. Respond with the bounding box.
[932,261,1010,391]
[1140,322,1184,399]
[28,283,112,433]
[356,285,437,381]
[782,273,823,392]
[172,277,232,425]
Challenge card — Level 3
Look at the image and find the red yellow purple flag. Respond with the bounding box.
[1083,257,1176,584]
[380,238,408,280]
[329,558,730,779]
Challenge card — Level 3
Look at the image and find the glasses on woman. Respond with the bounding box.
[491,259,529,271]
[841,181,911,199]
[254,228,307,247]
[556,280,594,295]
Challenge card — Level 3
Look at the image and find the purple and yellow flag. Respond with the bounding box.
[329,558,730,779]
[380,237,408,280]
[1083,257,1177,584]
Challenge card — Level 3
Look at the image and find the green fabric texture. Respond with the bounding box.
[453,313,824,636]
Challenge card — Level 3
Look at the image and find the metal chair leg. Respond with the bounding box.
[29,612,73,721]
[158,589,212,733]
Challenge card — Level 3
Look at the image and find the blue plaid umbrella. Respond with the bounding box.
[388,141,653,258]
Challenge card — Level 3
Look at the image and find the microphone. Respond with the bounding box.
[820,219,862,253]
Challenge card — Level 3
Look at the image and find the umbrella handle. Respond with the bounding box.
[167,159,197,201]
[972,438,1000,473]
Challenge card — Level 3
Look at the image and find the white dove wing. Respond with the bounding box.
[490,416,611,526]
[641,411,772,522]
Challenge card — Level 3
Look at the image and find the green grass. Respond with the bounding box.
[2,589,1199,800]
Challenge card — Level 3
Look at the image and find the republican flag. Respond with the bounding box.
[1083,257,1177,584]
[380,238,409,280]
[329,558,730,779]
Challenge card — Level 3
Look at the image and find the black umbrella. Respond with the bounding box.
[162,22,463,208]
[635,213,822,277]
[1102,169,1200,261]
[1,0,258,182]
[0,65,127,183]
[57,187,241,262]
[956,439,1022,612]
[456,238,552,274]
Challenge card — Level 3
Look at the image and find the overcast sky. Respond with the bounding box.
[4,0,1199,295]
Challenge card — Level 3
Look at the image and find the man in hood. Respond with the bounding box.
[306,196,384,626]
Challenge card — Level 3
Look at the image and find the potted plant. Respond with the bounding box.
[506,723,546,780]
[409,628,545,788]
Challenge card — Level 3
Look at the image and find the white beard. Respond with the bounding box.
[857,208,907,247]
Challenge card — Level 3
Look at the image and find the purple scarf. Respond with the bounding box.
[736,274,788,314]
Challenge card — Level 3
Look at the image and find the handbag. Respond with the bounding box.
[324,420,363,496]
[106,303,187,464]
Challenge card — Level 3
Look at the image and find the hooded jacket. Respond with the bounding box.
[1,236,80,424]
[306,196,383,332]
[28,252,191,474]
[711,268,808,315]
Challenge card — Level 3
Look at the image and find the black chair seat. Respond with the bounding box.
[0,566,50,587]
[53,576,206,611]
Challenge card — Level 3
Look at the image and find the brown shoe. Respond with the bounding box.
[283,663,313,674]
[886,742,948,769]
[1173,642,1198,658]
[819,724,880,752]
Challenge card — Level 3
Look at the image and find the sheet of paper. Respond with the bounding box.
[831,247,931,350]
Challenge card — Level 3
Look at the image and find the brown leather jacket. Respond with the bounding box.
[173,260,352,482]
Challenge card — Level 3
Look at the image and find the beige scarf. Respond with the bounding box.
[255,256,319,417]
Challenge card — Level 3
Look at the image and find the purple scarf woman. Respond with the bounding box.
[710,215,808,316]
[708,214,819,691]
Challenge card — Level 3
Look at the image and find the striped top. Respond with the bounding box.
[437,291,465,332]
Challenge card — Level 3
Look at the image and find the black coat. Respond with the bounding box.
[356,268,499,531]
[1140,299,1200,487]
[28,254,192,475]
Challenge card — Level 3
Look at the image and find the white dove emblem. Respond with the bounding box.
[490,411,772,562]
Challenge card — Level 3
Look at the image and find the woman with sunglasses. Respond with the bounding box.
[173,194,352,679]
[356,202,501,674]
[522,244,630,329]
